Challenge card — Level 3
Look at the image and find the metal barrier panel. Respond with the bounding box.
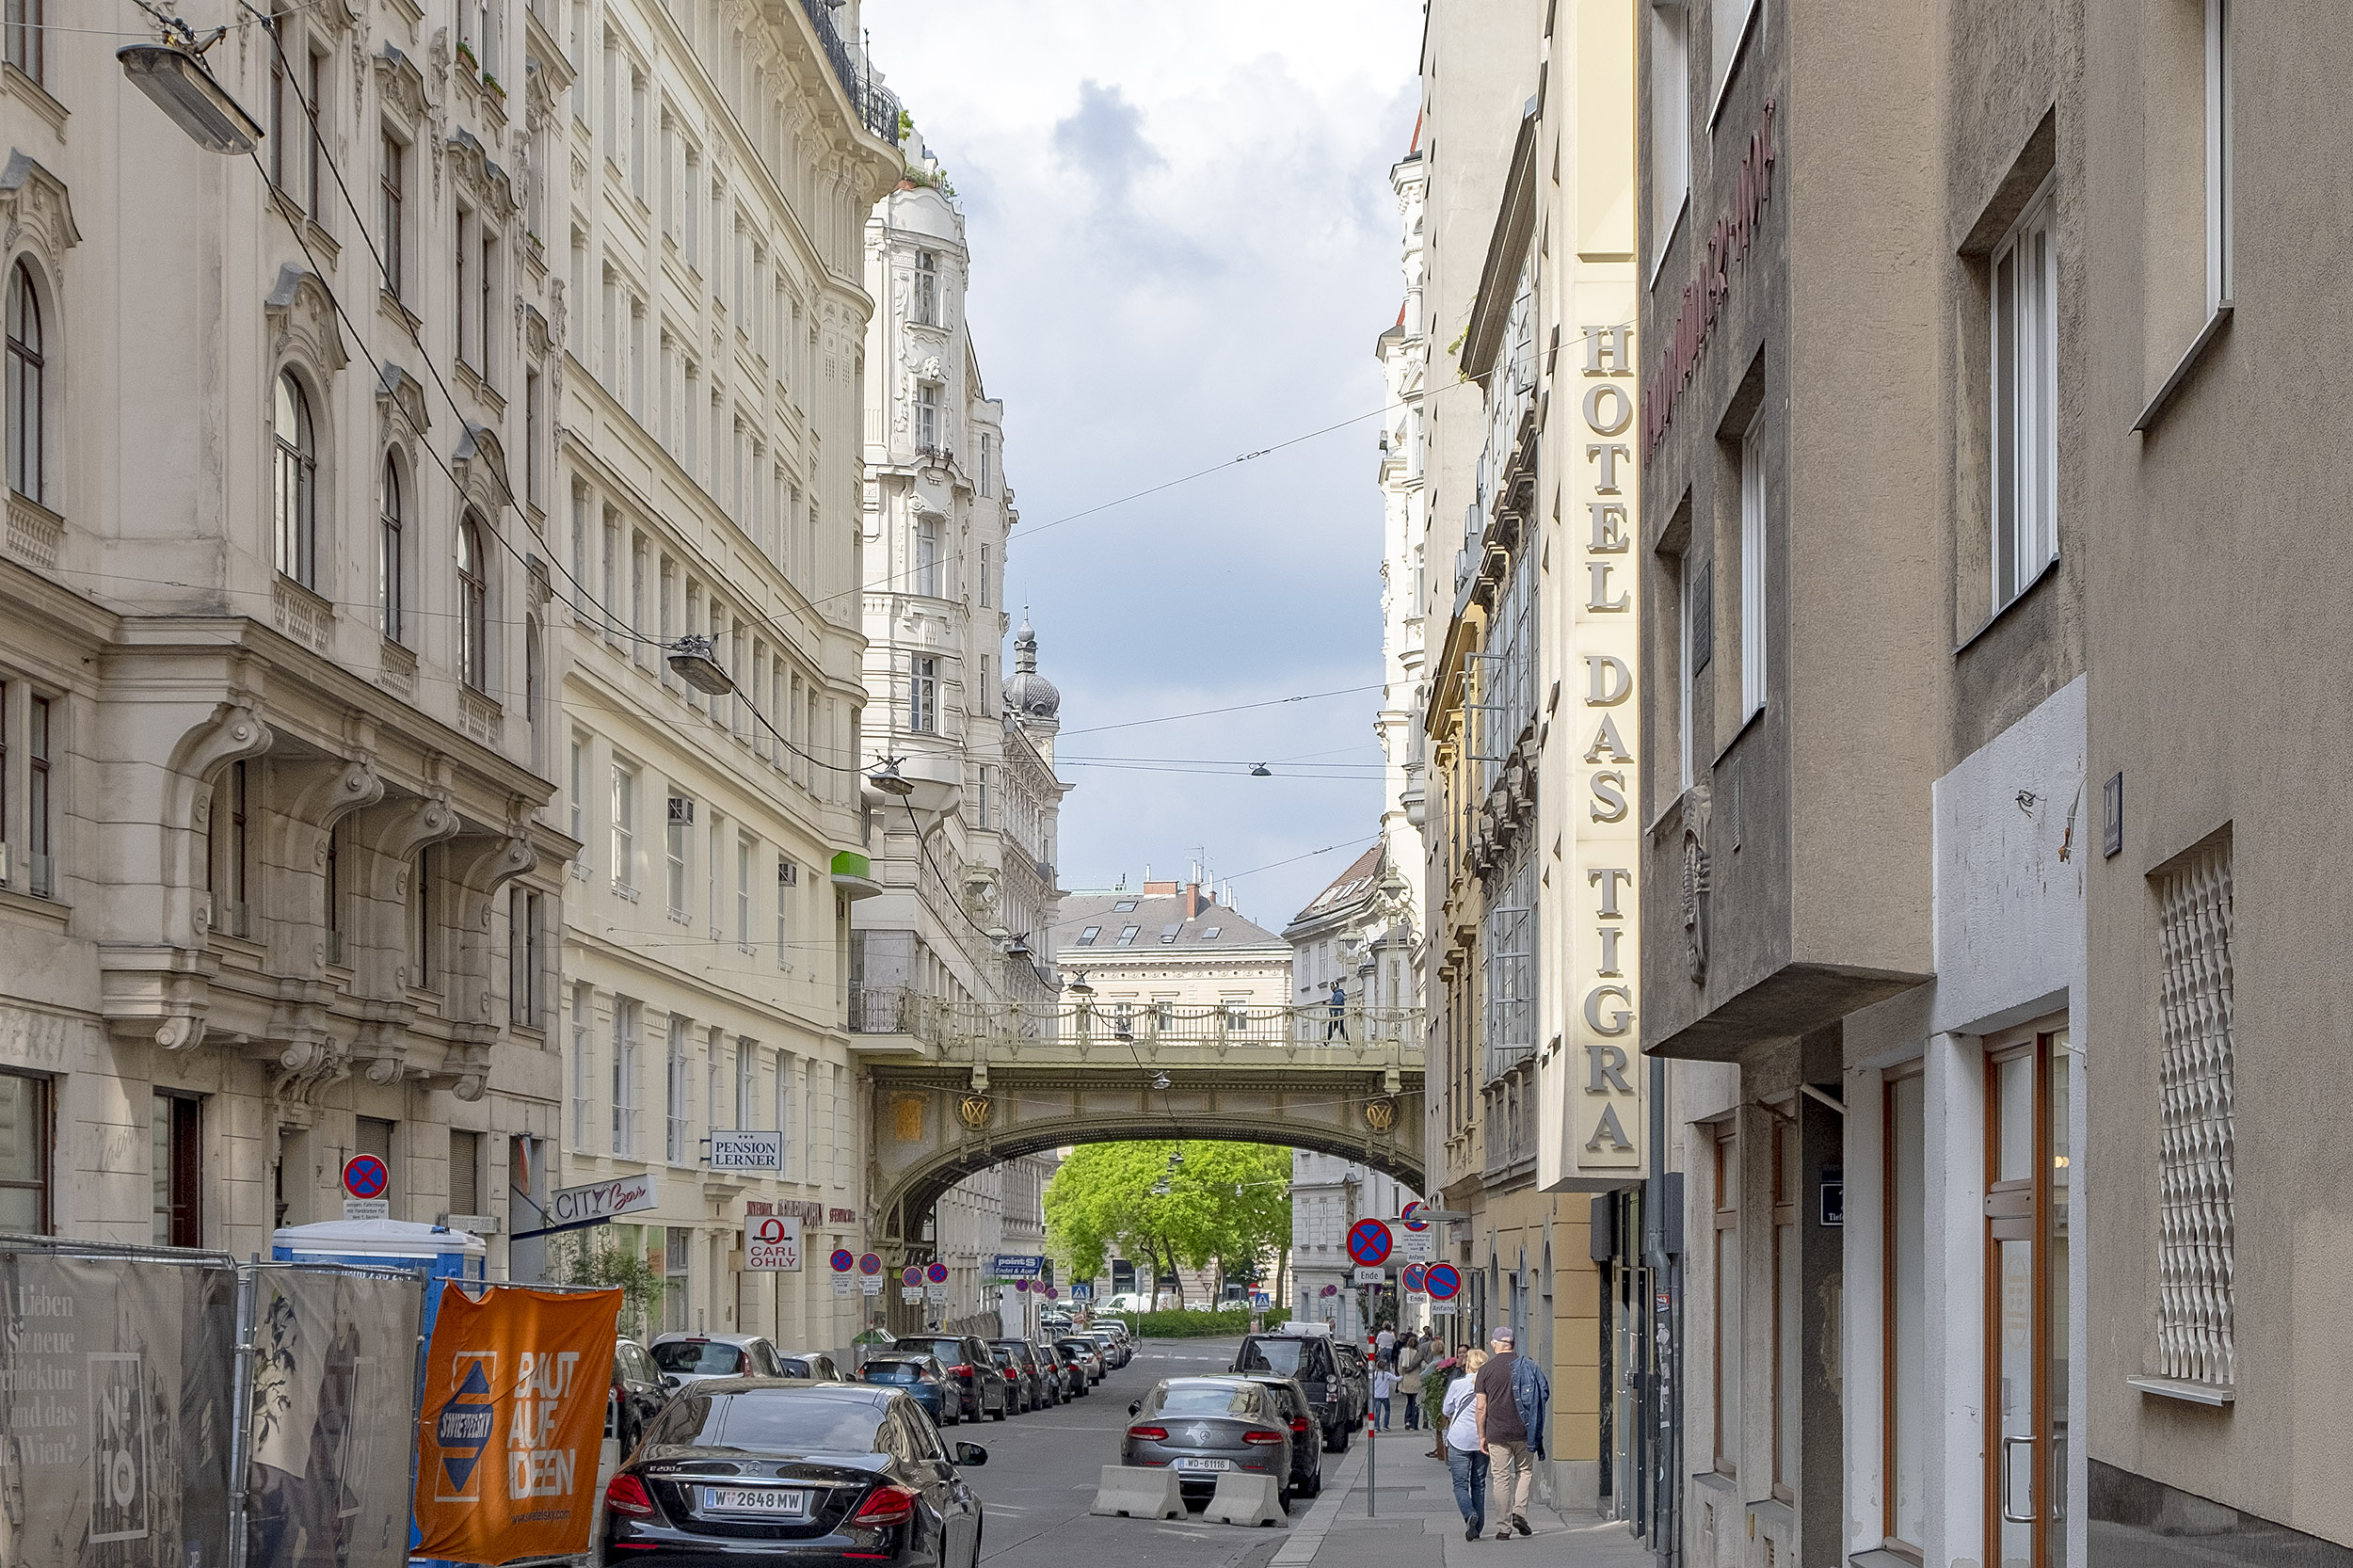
[0,1250,236,1568]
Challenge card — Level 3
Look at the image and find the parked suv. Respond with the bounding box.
[991,1339,1061,1407]
[1231,1333,1353,1451]
[607,1337,669,1460]
[989,1344,1042,1412]
[898,1334,1012,1420]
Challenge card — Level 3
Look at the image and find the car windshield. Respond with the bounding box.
[653,1341,744,1375]
[649,1392,885,1452]
[862,1363,924,1383]
[1150,1382,1257,1416]
[1238,1340,1308,1377]
[908,1340,966,1364]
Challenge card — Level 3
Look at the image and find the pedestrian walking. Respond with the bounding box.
[1376,1324,1397,1367]
[1326,978,1349,1039]
[1398,1337,1424,1431]
[1421,1347,1455,1452]
[1371,1364,1398,1429]
[1443,1349,1491,1541]
[1474,1326,1547,1539]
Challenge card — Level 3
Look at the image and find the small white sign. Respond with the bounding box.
[1399,1231,1433,1263]
[710,1130,783,1172]
[550,1173,658,1224]
[1430,1299,1456,1315]
[443,1212,501,1234]
[342,1198,389,1222]
[744,1215,802,1272]
[1353,1266,1386,1287]
[832,1277,853,1298]
[860,1275,884,1295]
[901,1287,923,1304]
[925,1285,949,1304]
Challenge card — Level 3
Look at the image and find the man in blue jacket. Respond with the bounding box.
[1472,1325,1551,1538]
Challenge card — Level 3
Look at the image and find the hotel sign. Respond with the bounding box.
[1643,98,1777,456]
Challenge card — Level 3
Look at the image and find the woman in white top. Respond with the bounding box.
[1442,1348,1491,1542]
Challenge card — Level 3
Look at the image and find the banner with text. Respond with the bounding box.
[0,1252,236,1568]
[248,1265,424,1568]
[413,1284,621,1565]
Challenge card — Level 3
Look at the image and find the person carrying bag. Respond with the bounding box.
[1442,1348,1490,1542]
[1398,1338,1424,1431]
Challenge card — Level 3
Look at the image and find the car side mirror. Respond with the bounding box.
[662,1376,681,1392]
[1127,1401,1141,1416]
[954,1442,989,1467]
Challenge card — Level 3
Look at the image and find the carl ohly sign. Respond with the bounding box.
[1574,321,1645,1178]
[744,1215,803,1272]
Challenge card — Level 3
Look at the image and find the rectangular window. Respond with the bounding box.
[450,1128,480,1218]
[570,984,593,1147]
[1738,409,1767,722]
[1992,181,2058,611]
[1884,1065,1927,1551]
[380,130,405,298]
[663,1225,690,1332]
[507,888,543,1028]
[568,735,586,848]
[978,434,993,498]
[26,695,49,898]
[829,1064,846,1188]
[976,765,991,829]
[915,517,941,598]
[665,1016,690,1163]
[455,206,472,368]
[569,491,590,621]
[916,383,939,451]
[736,835,754,952]
[914,249,938,326]
[908,656,937,733]
[1649,3,1691,270]
[479,229,498,388]
[2205,0,2233,313]
[2154,839,2234,1387]
[525,367,543,506]
[1710,0,1757,100]
[306,46,328,218]
[774,1051,792,1152]
[408,845,436,987]
[665,797,691,919]
[979,543,992,606]
[152,1093,201,1247]
[612,999,640,1158]
[776,858,794,970]
[4,0,42,86]
[0,1072,49,1234]
[610,762,635,889]
[1713,1121,1740,1476]
[1677,555,1696,790]
[1771,1114,1799,1501]
[736,1042,754,1128]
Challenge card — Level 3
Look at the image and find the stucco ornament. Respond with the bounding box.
[1681,825,1711,984]
[957,1094,991,1130]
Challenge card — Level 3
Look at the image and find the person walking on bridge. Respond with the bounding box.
[1326,978,1349,1040]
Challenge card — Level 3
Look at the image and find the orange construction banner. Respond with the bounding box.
[412,1283,623,1565]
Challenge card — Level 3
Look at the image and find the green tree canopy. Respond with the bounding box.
[1043,1141,1292,1305]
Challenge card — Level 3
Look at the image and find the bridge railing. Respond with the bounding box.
[847,988,1422,1059]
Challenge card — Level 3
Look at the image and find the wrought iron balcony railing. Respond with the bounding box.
[796,0,902,147]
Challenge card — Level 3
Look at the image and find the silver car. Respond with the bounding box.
[1121,1378,1295,1506]
[648,1333,786,1392]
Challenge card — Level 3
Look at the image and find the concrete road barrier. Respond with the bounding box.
[1205,1471,1287,1527]
[1091,1464,1185,1520]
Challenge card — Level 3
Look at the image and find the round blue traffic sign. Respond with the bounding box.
[830,1249,855,1273]
[1402,1263,1428,1294]
[858,1253,883,1276]
[903,1266,923,1287]
[926,1262,949,1284]
[341,1153,389,1200]
[1401,1201,1428,1231]
[1347,1218,1393,1268]
[1424,1262,1462,1301]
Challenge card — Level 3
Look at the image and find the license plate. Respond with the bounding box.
[701,1486,810,1516]
[1175,1458,1232,1472]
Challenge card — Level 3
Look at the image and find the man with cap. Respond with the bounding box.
[1473,1325,1548,1538]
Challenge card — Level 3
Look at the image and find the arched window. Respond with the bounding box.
[457,511,488,692]
[525,616,545,772]
[7,261,43,506]
[378,455,405,642]
[272,372,316,585]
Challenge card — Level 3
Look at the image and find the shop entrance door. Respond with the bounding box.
[1986,1029,2069,1568]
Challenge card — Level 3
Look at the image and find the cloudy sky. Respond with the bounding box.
[863,0,1426,934]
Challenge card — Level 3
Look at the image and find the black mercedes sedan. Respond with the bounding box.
[601,1379,989,1568]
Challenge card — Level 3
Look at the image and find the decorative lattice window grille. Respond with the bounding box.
[2155,840,2235,1386]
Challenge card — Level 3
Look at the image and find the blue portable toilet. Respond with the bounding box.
[270,1217,486,1342]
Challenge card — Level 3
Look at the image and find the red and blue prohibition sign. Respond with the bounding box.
[1346,1219,1394,1268]
[1424,1263,1462,1301]
[830,1249,856,1273]
[341,1154,390,1200]
[1402,1264,1429,1294]
[1400,1201,1428,1232]
[927,1262,949,1285]
[858,1253,883,1276]
[903,1267,924,1287]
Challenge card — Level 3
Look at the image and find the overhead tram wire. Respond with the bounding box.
[1056,682,1385,739]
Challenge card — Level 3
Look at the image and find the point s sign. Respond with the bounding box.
[414,1284,622,1565]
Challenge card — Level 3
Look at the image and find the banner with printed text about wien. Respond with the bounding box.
[411,1284,620,1566]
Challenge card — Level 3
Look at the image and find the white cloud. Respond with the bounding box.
[864,0,1422,928]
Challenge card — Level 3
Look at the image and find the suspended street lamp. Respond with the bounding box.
[867,758,916,796]
[665,633,735,696]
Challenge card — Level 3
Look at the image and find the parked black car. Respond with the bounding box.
[1230,1372,1324,1499]
[859,1354,964,1426]
[1038,1343,1086,1400]
[1232,1333,1353,1452]
[1051,1336,1104,1386]
[601,1379,988,1567]
[609,1337,671,1460]
[896,1336,1011,1422]
[989,1340,1059,1408]
[987,1345,1040,1413]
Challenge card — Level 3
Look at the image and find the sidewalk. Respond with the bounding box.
[1270,1430,1654,1568]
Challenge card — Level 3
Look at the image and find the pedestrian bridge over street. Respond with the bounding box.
[847,990,1425,1261]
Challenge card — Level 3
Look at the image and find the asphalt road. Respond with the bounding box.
[963,1336,1289,1568]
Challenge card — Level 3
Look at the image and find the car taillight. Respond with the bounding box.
[1128,1425,1169,1441]
[605,1474,656,1517]
[1289,1416,1311,1433]
[1243,1429,1286,1446]
[950,1364,973,1378]
[852,1485,919,1528]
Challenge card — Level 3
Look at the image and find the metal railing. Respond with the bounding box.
[796,0,902,146]
[846,988,1421,1056]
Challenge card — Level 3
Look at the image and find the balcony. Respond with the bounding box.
[796,0,901,147]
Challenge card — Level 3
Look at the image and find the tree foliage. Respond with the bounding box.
[1043,1141,1291,1305]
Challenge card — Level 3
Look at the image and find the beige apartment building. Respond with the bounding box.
[551,0,901,1351]
[0,0,581,1263]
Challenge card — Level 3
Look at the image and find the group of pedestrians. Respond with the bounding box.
[1424,1326,1549,1542]
[1367,1326,1427,1430]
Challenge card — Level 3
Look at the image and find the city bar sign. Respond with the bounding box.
[1565,313,1646,1186]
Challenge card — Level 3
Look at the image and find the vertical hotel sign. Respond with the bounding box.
[1574,322,1643,1177]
